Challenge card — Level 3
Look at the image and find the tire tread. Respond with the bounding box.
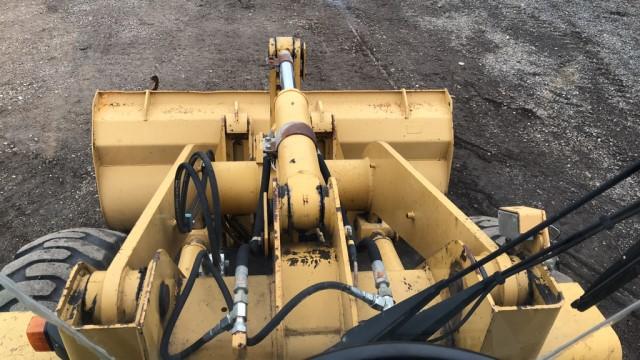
[0,228,125,311]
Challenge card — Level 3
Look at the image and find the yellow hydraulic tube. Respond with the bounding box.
[274,88,324,231]
[372,234,404,271]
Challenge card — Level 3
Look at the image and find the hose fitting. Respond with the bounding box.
[231,244,250,335]
[361,237,395,310]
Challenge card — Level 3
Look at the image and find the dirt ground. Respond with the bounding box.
[1,0,639,357]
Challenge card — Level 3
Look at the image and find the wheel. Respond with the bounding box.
[470,216,569,282]
[311,342,494,360]
[469,216,507,246]
[0,228,126,312]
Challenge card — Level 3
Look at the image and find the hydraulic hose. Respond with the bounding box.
[172,244,252,359]
[174,151,223,265]
[359,237,382,262]
[250,153,272,253]
[447,159,640,286]
[572,239,640,311]
[190,151,223,259]
[426,288,492,344]
[317,152,331,186]
[359,236,394,309]
[166,150,240,358]
[335,159,640,349]
[504,198,640,279]
[169,152,259,357]
[162,241,383,356]
[161,251,208,359]
[230,243,251,338]
[317,152,358,272]
[175,161,207,233]
[171,323,227,359]
[226,215,251,244]
[168,280,385,354]
[236,243,251,268]
[246,281,379,346]
[397,198,640,341]
[312,342,493,360]
[174,163,218,259]
[202,254,234,309]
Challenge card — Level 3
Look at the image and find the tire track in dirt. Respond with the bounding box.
[325,0,397,88]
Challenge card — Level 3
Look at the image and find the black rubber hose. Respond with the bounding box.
[347,240,357,270]
[317,152,331,183]
[176,152,219,233]
[250,153,271,253]
[201,253,234,309]
[174,245,251,358]
[504,198,640,279]
[343,205,358,270]
[397,198,640,341]
[426,288,492,343]
[572,239,640,311]
[435,198,640,339]
[173,151,224,265]
[173,322,228,359]
[446,159,640,287]
[317,152,358,268]
[246,281,375,346]
[323,161,640,349]
[311,342,494,360]
[236,243,250,268]
[174,163,194,233]
[160,251,207,359]
[160,250,233,360]
[175,156,233,306]
[226,215,251,243]
[317,152,349,228]
[358,237,382,262]
[174,163,216,251]
[189,151,223,259]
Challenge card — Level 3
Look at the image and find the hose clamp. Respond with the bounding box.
[263,134,276,154]
[274,122,317,151]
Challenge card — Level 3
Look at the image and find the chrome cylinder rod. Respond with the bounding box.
[279,51,295,89]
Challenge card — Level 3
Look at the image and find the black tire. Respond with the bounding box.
[470,216,570,282]
[469,216,507,246]
[0,228,126,312]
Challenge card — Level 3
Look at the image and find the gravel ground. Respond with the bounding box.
[1,0,639,357]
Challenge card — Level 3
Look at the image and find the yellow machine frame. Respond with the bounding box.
[0,37,621,360]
